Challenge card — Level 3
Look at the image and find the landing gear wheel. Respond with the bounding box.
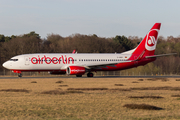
[87,72,93,77]
[18,73,22,77]
[76,75,82,77]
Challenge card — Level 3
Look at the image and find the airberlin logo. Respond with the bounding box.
[31,55,74,64]
[145,29,159,51]
[71,69,85,73]
[147,36,156,46]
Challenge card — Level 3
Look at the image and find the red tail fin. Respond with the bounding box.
[129,23,161,60]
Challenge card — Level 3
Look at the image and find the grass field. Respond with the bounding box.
[0,77,180,120]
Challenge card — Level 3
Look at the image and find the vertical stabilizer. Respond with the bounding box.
[128,23,161,60]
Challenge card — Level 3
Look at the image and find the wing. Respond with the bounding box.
[85,53,177,69]
[83,60,132,70]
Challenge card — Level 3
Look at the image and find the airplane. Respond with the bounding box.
[2,23,176,77]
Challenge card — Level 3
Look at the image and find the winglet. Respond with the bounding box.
[72,50,76,54]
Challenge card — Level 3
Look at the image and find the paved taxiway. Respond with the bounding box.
[0,76,180,79]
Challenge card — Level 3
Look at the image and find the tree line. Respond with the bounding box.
[0,31,179,75]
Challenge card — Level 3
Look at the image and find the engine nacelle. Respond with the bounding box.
[66,66,86,75]
[48,71,66,75]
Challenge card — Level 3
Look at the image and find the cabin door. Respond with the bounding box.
[24,56,29,65]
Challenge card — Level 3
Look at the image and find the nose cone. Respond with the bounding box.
[2,61,9,69]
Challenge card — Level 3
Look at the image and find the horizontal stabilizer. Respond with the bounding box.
[145,53,177,58]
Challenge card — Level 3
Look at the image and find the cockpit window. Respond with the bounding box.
[9,59,18,61]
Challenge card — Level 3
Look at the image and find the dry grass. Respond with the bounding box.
[132,81,139,83]
[110,88,131,91]
[55,80,63,83]
[138,79,144,81]
[0,89,30,93]
[41,90,66,95]
[147,78,169,82]
[123,104,163,110]
[128,95,164,99]
[66,86,180,92]
[31,81,37,83]
[59,85,68,87]
[130,86,172,90]
[171,94,180,97]
[41,90,83,95]
[0,77,179,119]
[67,87,108,91]
[114,84,124,86]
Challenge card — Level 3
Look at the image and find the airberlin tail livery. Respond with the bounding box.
[2,23,175,77]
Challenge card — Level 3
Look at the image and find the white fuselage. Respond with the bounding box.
[3,53,131,71]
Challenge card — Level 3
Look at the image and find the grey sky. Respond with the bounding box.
[0,0,180,38]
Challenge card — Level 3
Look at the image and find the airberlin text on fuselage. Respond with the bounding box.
[31,55,74,64]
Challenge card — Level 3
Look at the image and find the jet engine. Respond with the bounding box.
[66,66,86,75]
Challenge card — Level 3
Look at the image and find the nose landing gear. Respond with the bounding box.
[12,70,22,78]
[18,73,22,77]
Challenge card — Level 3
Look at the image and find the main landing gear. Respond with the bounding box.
[18,73,22,77]
[75,73,94,77]
[76,75,82,77]
[87,72,93,77]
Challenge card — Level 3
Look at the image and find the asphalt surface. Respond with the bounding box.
[0,76,180,79]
